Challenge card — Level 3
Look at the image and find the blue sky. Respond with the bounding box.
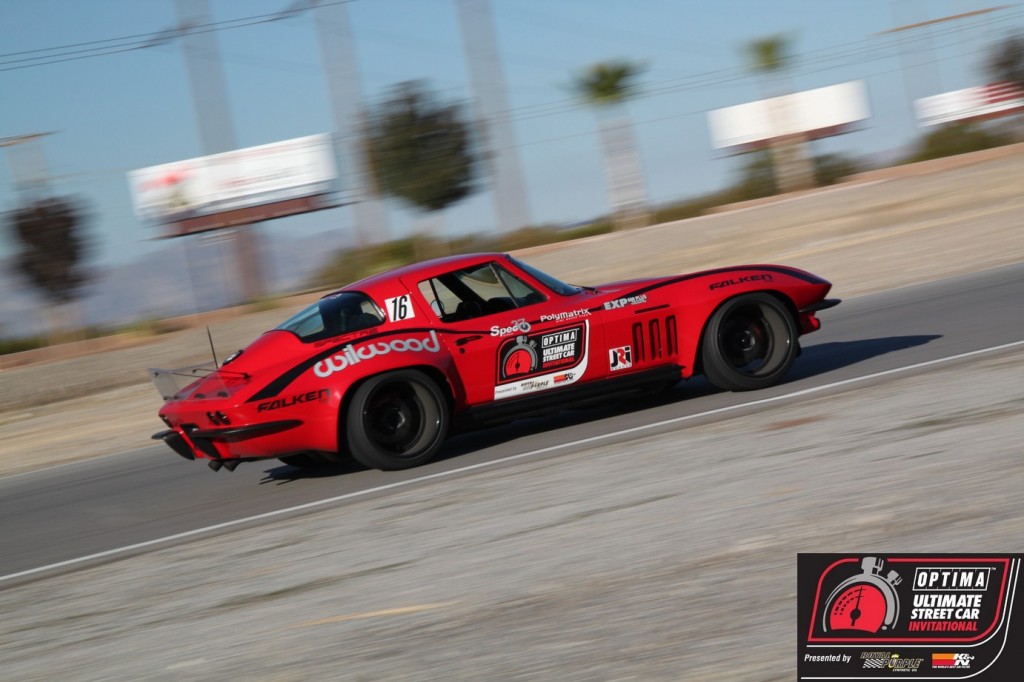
[1,0,1021,268]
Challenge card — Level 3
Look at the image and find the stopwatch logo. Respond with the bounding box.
[823,557,902,633]
[500,335,539,379]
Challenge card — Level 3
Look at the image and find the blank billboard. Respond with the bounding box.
[129,134,338,225]
[707,81,870,151]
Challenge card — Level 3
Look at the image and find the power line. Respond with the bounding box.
[0,0,353,71]
[2,0,1020,137]
[487,7,1024,127]
[500,37,1010,155]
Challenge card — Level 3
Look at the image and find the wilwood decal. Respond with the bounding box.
[313,331,441,378]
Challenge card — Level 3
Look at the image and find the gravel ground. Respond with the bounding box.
[0,348,1020,681]
[0,148,1022,476]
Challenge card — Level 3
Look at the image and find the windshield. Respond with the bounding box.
[275,292,383,342]
[506,256,582,296]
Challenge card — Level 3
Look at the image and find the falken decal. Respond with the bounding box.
[709,274,774,290]
[256,389,329,412]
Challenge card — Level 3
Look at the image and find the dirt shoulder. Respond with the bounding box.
[2,347,1020,680]
[0,147,1022,476]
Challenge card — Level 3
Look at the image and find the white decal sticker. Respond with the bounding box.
[609,346,633,371]
[603,294,648,310]
[385,294,415,322]
[539,308,591,323]
[314,331,440,378]
[490,319,531,337]
[493,321,589,399]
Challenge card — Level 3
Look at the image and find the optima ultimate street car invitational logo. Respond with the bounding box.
[493,322,589,400]
[797,554,1022,680]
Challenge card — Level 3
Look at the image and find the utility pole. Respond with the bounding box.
[456,0,531,234]
[0,133,55,200]
[882,4,1008,113]
[175,0,264,302]
[312,0,390,245]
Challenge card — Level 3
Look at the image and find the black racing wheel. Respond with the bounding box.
[701,293,798,391]
[345,370,449,470]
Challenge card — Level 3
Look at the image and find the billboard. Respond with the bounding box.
[915,82,1024,127]
[128,134,338,234]
[707,81,870,152]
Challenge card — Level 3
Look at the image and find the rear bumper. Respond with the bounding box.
[152,420,303,461]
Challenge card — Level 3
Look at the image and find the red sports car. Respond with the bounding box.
[151,253,838,471]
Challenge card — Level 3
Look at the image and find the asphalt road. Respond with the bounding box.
[2,263,1022,582]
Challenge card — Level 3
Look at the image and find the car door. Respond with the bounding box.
[409,260,602,406]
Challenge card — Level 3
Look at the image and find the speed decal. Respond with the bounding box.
[385,294,415,322]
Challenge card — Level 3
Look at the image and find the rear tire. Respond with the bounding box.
[345,370,449,470]
[701,293,798,391]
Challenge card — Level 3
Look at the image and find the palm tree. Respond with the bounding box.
[572,60,651,230]
[745,35,815,193]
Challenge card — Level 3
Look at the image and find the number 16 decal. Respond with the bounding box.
[385,294,415,321]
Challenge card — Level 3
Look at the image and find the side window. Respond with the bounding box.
[496,266,545,306]
[417,278,462,320]
[417,262,544,322]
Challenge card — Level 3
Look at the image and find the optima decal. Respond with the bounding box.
[493,322,589,399]
[257,389,328,412]
[314,331,441,378]
[796,554,1022,680]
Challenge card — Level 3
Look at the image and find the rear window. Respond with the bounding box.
[275,292,383,342]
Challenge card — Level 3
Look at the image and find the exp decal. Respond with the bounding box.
[314,331,441,378]
[797,554,1022,680]
[603,294,647,310]
[709,274,773,290]
[257,389,329,412]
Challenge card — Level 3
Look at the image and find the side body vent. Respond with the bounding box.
[631,315,678,363]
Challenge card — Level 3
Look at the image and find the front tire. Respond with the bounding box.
[701,293,798,391]
[345,370,449,470]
